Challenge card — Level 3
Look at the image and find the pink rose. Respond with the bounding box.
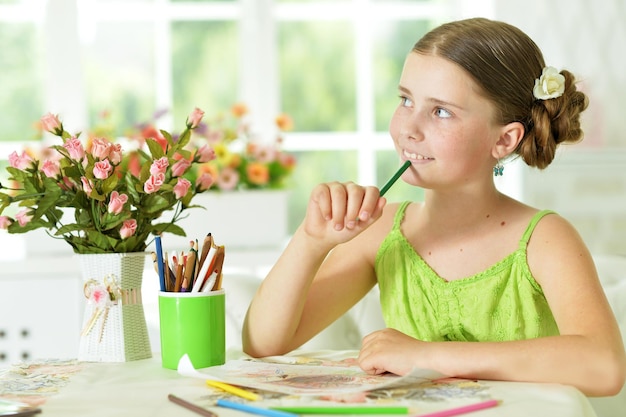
[196,144,216,163]
[90,137,112,160]
[173,178,191,199]
[0,216,12,229]
[171,157,191,177]
[8,151,34,170]
[41,113,63,134]
[63,137,85,161]
[195,173,214,192]
[93,159,113,179]
[119,219,137,239]
[41,160,60,178]
[15,209,33,226]
[186,107,205,129]
[143,172,165,194]
[109,143,123,165]
[81,177,93,196]
[107,191,128,215]
[150,157,169,175]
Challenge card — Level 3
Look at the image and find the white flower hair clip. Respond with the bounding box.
[533,66,565,100]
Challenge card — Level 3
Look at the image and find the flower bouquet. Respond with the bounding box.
[191,103,296,191]
[0,108,215,254]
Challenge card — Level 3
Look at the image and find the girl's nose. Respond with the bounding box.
[399,112,423,141]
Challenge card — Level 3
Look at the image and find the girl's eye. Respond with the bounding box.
[435,107,452,118]
[399,96,413,107]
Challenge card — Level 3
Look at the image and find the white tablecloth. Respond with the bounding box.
[10,350,597,417]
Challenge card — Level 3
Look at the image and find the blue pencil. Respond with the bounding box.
[216,399,298,417]
[155,235,166,291]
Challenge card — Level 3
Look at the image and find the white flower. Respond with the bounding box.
[533,66,565,100]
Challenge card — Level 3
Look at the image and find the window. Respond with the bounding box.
[0,0,490,234]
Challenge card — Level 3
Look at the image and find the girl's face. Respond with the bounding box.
[389,52,503,190]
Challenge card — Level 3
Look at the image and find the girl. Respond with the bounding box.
[242,18,625,397]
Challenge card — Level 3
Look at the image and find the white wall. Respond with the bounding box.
[493,0,626,256]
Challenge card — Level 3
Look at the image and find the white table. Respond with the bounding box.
[4,351,597,417]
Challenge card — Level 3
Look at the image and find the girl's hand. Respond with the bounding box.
[302,181,386,246]
[358,328,423,376]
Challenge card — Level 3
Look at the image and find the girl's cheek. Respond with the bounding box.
[388,113,402,140]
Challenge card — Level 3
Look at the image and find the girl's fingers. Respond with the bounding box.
[328,182,349,230]
[345,182,366,229]
[310,182,384,232]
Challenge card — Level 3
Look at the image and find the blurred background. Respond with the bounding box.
[1,0,625,254]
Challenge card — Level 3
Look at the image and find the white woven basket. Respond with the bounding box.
[77,252,152,362]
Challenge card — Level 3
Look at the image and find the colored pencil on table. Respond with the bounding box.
[168,394,217,417]
[206,380,260,401]
[216,399,297,417]
[271,406,409,414]
[413,399,500,417]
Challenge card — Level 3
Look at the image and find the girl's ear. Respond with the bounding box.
[493,121,525,159]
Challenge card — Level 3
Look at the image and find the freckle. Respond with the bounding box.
[500,221,506,226]
[486,214,490,218]
[459,248,463,252]
[428,251,432,256]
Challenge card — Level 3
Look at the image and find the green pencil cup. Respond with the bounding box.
[158,289,226,370]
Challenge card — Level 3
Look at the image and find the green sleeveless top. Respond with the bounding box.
[375,202,559,342]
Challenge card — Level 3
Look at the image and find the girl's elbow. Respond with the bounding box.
[587,351,626,397]
[604,356,626,397]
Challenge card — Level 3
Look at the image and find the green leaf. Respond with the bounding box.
[142,193,171,213]
[124,171,141,202]
[56,223,87,234]
[100,213,127,231]
[177,129,191,148]
[86,229,115,251]
[63,164,83,179]
[146,138,164,159]
[152,222,186,236]
[34,190,63,218]
[101,174,119,195]
[7,218,49,233]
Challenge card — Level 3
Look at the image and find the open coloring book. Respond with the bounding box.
[178,354,447,396]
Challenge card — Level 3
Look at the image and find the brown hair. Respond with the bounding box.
[413,18,588,169]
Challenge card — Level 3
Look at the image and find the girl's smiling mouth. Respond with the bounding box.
[403,149,434,160]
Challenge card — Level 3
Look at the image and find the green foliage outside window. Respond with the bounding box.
[171,21,239,128]
[0,23,44,142]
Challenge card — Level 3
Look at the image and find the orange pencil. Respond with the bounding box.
[164,251,171,291]
[184,240,198,290]
[174,251,184,292]
[197,233,213,274]
[211,246,226,291]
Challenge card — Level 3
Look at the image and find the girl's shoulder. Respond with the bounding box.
[360,201,417,252]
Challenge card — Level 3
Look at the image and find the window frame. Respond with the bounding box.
[1,0,482,184]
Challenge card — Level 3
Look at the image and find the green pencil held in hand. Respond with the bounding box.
[379,160,412,196]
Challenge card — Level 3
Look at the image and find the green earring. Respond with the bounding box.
[493,160,504,176]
